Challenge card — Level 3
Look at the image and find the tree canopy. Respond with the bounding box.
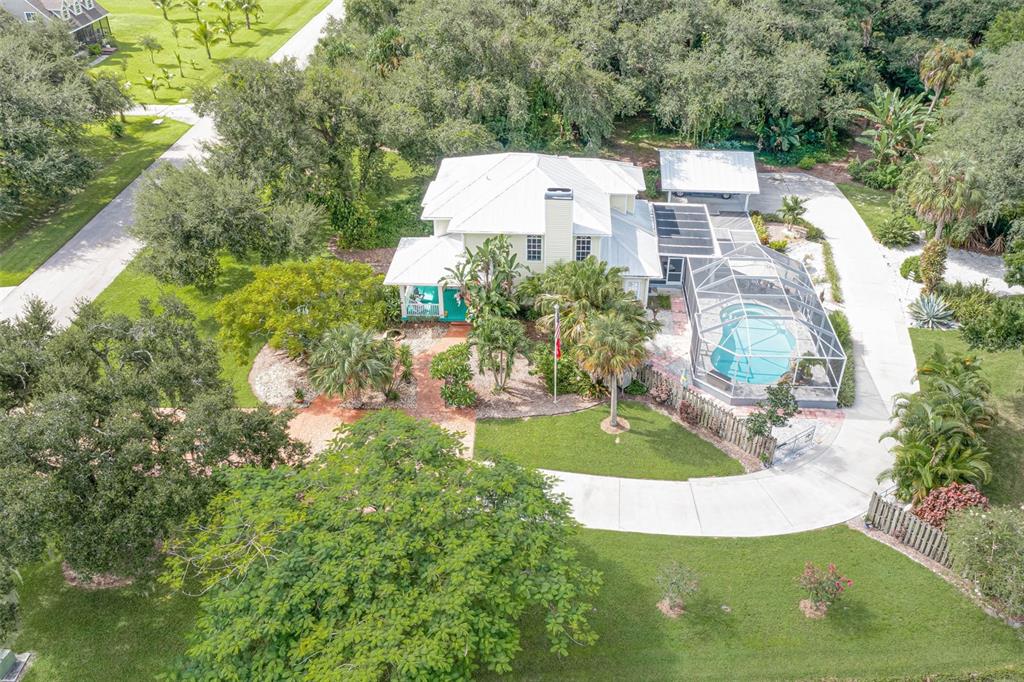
[0,297,306,577]
[163,410,601,679]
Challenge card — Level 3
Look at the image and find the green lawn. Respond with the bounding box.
[13,528,1023,680]
[94,256,260,406]
[476,401,744,480]
[503,526,1024,680]
[0,117,189,286]
[909,328,1024,506]
[837,182,894,240]
[93,0,332,104]
[13,561,197,682]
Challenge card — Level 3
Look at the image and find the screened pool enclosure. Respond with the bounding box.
[683,243,847,407]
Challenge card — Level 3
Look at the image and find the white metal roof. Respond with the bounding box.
[421,153,645,237]
[606,200,663,278]
[659,149,760,195]
[383,235,465,286]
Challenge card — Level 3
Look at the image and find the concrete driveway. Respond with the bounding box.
[0,0,348,325]
[544,173,918,537]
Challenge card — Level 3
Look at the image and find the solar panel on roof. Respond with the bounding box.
[654,204,715,256]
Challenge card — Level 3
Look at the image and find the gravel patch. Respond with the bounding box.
[470,351,597,418]
[249,345,317,408]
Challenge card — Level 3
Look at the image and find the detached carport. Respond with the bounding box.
[658,149,761,213]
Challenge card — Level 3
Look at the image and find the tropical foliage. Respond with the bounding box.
[918,237,948,293]
[444,235,524,322]
[909,293,955,330]
[946,505,1024,619]
[912,482,989,529]
[880,347,995,504]
[573,310,654,428]
[745,380,800,439]
[0,297,304,578]
[215,259,395,358]
[960,297,1024,352]
[429,342,477,407]
[162,411,601,678]
[308,323,407,405]
[469,315,529,392]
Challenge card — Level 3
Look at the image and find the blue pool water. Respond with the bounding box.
[709,303,796,384]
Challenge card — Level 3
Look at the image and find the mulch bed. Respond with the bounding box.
[327,237,396,274]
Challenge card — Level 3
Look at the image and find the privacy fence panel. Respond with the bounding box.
[865,492,952,567]
[632,365,777,463]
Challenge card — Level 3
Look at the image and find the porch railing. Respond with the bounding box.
[405,302,440,318]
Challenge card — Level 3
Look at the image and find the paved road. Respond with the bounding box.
[545,173,919,537]
[0,0,348,324]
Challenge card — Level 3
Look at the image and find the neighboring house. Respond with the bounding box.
[384,153,662,321]
[1,0,112,44]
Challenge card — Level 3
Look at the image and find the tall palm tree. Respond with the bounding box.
[919,40,974,115]
[152,0,181,21]
[904,154,983,241]
[238,0,262,29]
[191,20,223,59]
[182,0,204,21]
[574,311,652,428]
[216,0,237,23]
[307,324,392,406]
[217,15,239,44]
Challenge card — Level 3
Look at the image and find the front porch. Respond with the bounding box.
[398,284,468,322]
[385,234,470,323]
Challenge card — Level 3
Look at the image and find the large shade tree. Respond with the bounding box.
[0,297,306,578]
[163,410,601,679]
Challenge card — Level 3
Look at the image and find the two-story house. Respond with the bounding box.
[1,0,112,44]
[384,153,662,321]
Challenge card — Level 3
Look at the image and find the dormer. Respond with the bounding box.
[610,194,636,215]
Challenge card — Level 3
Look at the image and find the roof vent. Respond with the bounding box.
[544,187,573,201]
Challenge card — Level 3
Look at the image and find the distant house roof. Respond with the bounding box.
[384,234,465,286]
[606,200,662,278]
[22,0,109,31]
[421,153,645,237]
[659,149,760,195]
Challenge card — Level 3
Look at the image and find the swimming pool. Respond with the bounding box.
[709,303,796,384]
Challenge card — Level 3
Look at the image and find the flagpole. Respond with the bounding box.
[553,303,559,404]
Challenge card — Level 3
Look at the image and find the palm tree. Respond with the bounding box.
[574,311,652,429]
[531,258,659,345]
[152,0,180,21]
[139,34,162,63]
[856,85,932,165]
[142,74,161,99]
[238,0,262,29]
[217,15,239,44]
[191,20,223,59]
[904,154,983,241]
[780,195,807,228]
[919,40,974,115]
[469,316,529,392]
[307,324,393,406]
[216,0,237,23]
[182,0,204,21]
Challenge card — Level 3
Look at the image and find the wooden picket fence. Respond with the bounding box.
[865,492,952,567]
[631,365,777,463]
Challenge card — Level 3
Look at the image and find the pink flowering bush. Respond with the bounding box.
[913,482,990,529]
[797,562,852,617]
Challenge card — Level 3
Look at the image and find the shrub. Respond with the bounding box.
[849,160,903,190]
[650,381,672,404]
[908,293,955,329]
[105,119,126,139]
[529,344,603,398]
[946,506,1024,618]
[919,239,947,292]
[768,239,789,253]
[797,156,816,170]
[876,215,919,247]
[912,483,989,529]
[751,212,770,245]
[935,280,997,323]
[429,342,478,407]
[797,561,853,613]
[651,293,672,310]
[828,310,855,408]
[900,255,922,282]
[804,223,825,241]
[961,297,1024,351]
[677,399,698,424]
[820,241,843,303]
[624,380,648,396]
[746,380,799,438]
[656,562,700,615]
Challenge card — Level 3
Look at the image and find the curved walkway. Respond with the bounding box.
[544,172,919,537]
[0,0,348,325]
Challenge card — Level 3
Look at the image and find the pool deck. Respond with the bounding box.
[543,172,916,537]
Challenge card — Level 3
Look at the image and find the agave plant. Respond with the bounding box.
[908,293,954,329]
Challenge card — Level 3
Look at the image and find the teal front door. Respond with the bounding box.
[442,288,468,322]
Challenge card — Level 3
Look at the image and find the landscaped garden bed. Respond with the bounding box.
[476,401,744,481]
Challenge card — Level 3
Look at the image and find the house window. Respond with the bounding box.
[24,11,36,20]
[526,235,542,262]
[84,0,94,8]
[574,236,592,261]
